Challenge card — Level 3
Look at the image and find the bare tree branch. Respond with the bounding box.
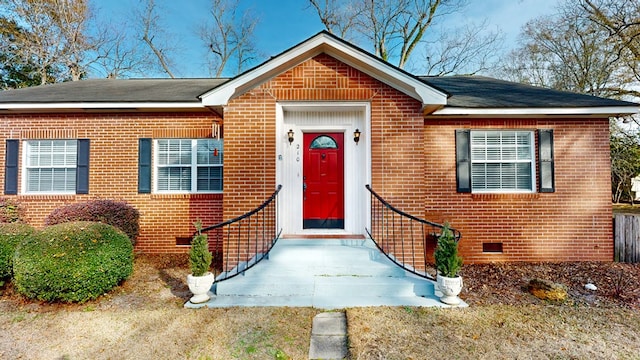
[139,0,175,78]
[198,0,259,77]
[421,20,503,76]
[307,0,356,38]
[306,0,466,69]
[1,0,97,84]
[496,3,632,99]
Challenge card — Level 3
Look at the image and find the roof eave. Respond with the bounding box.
[430,106,640,117]
[200,32,447,108]
[0,102,206,112]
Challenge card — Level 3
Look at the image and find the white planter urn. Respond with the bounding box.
[437,274,463,305]
[187,272,215,304]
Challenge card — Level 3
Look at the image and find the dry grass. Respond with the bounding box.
[347,305,640,359]
[2,254,640,359]
[0,254,319,359]
[613,203,640,215]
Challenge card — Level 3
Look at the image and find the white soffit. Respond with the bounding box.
[199,32,448,108]
[431,106,640,116]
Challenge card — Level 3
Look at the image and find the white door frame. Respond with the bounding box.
[275,102,371,236]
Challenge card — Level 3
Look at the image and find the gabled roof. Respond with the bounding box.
[0,31,637,117]
[199,31,448,111]
[424,76,638,116]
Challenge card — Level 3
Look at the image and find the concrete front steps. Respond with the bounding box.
[188,238,467,309]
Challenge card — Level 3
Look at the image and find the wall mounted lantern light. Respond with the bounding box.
[287,129,295,145]
[353,128,361,144]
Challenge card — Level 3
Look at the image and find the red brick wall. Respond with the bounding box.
[221,54,425,269]
[423,118,613,263]
[0,56,614,266]
[0,112,224,253]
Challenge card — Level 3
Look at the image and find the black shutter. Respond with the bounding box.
[538,129,555,192]
[455,130,471,193]
[138,138,152,193]
[76,139,90,194]
[4,140,19,195]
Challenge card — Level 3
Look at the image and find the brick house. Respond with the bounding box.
[1,32,637,268]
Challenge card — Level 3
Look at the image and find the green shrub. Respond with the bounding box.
[434,223,463,278]
[0,197,24,223]
[189,221,212,277]
[45,199,140,245]
[13,221,133,302]
[0,223,36,279]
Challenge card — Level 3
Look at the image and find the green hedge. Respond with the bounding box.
[0,223,35,279]
[13,221,133,302]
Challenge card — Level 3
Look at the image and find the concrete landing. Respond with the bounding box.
[185,238,467,309]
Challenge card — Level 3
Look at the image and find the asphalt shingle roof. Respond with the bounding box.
[422,75,636,108]
[0,75,636,109]
[0,78,228,103]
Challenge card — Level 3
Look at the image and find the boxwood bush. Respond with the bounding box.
[0,223,36,279]
[45,199,140,245]
[13,221,133,303]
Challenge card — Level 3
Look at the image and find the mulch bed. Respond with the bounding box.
[460,261,640,309]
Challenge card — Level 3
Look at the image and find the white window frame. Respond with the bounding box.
[22,139,78,195]
[153,139,223,194]
[470,130,536,194]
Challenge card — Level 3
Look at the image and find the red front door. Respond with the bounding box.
[303,133,344,229]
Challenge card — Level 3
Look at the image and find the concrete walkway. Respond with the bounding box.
[186,238,467,309]
[309,312,348,360]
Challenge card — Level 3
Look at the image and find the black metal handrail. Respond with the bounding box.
[198,185,282,287]
[365,184,461,280]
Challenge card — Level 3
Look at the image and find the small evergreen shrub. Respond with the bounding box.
[189,221,212,276]
[434,223,463,278]
[0,197,24,223]
[45,200,140,245]
[13,221,134,303]
[0,223,36,279]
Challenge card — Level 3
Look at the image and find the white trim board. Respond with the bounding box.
[200,32,447,109]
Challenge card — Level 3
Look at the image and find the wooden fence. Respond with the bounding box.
[614,214,640,263]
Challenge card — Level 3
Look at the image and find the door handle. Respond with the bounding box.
[303,182,307,192]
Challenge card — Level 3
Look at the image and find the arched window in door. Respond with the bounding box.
[309,135,338,149]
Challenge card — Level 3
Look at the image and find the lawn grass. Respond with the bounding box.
[0,307,319,359]
[348,305,640,359]
[2,303,639,359]
[2,254,639,359]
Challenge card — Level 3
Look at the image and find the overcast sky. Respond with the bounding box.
[95,0,561,78]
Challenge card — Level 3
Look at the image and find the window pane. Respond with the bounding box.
[157,167,191,191]
[485,163,501,189]
[517,163,532,190]
[501,146,517,160]
[470,131,534,192]
[501,163,516,189]
[197,139,223,165]
[501,132,516,145]
[517,132,530,145]
[156,139,224,193]
[310,135,338,149]
[197,166,223,191]
[471,163,487,189]
[158,139,191,165]
[517,146,531,160]
[471,132,486,145]
[26,140,77,193]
